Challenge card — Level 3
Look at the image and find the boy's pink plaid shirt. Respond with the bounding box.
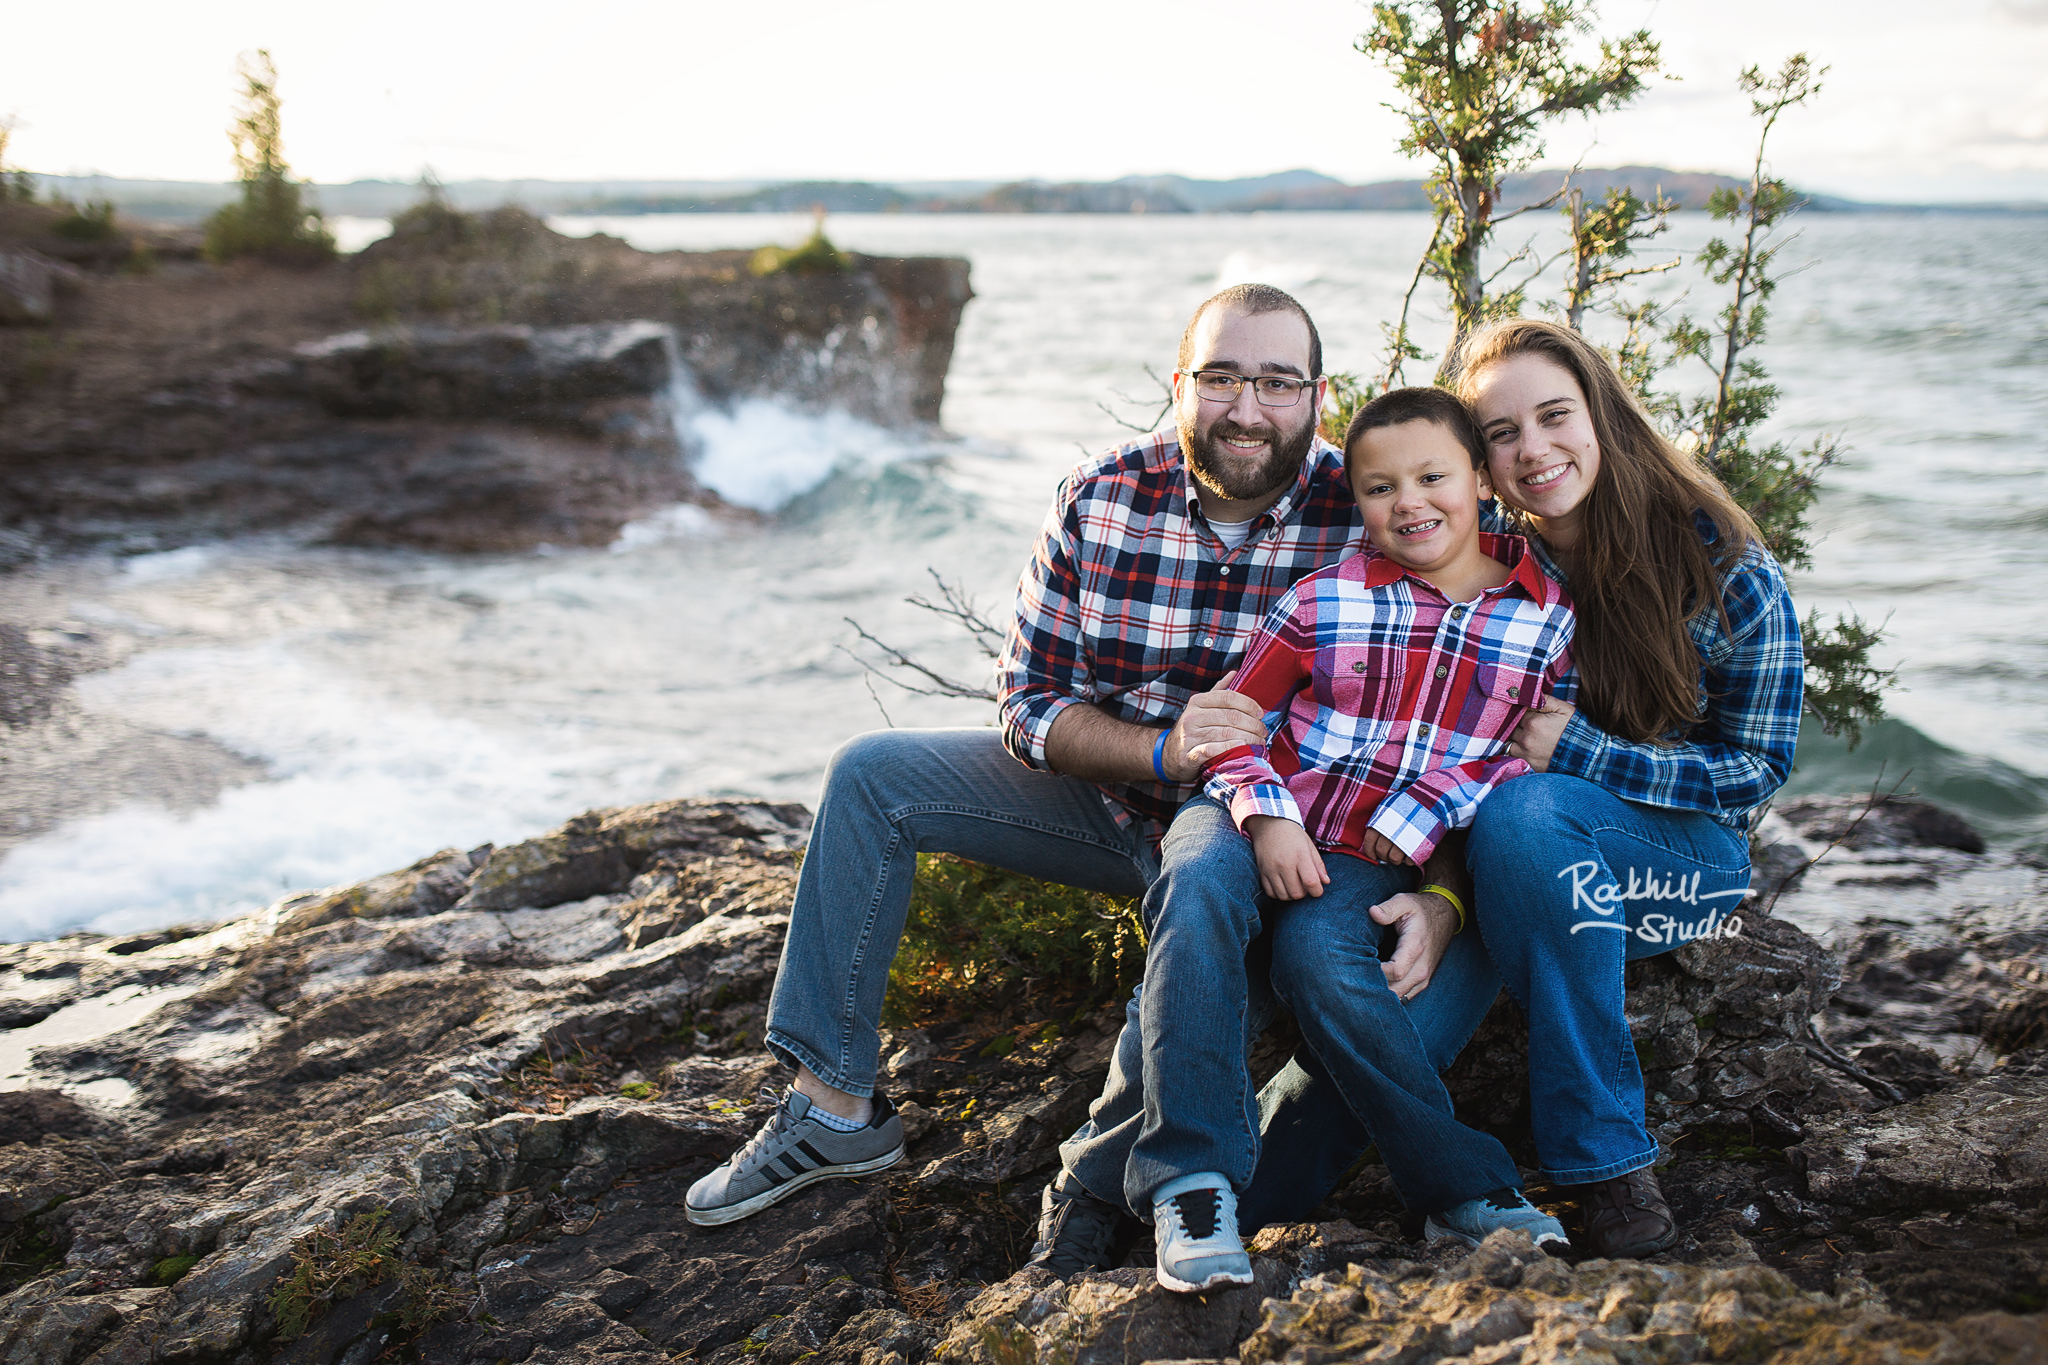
[1204,532,1576,864]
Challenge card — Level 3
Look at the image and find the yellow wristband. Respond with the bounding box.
[1420,883,1468,934]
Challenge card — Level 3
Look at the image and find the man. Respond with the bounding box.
[684,284,1473,1244]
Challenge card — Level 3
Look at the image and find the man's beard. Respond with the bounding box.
[1180,412,1318,504]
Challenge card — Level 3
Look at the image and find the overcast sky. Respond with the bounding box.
[7,0,2046,202]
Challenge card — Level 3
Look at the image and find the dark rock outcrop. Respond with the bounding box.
[0,209,972,557]
[1,791,2043,1363]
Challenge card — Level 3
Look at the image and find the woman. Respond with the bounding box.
[1452,317,1804,1257]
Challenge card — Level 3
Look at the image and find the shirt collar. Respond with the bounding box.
[1357,531,1562,606]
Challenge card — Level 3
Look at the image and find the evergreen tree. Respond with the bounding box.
[202,51,335,265]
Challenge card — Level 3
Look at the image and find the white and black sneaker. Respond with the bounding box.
[684,1088,905,1227]
[1150,1174,1254,1294]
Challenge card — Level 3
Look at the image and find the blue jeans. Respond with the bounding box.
[1467,774,1752,1183]
[763,729,1157,1097]
[1056,799,1512,1218]
[1248,773,1753,1200]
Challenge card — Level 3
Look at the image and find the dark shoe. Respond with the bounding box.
[1025,1180,1136,1278]
[1573,1168,1679,1259]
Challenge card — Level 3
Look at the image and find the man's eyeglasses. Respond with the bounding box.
[1188,370,1317,408]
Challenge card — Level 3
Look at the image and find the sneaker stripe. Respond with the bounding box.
[794,1139,831,1165]
[757,1162,790,1187]
[774,1152,812,1179]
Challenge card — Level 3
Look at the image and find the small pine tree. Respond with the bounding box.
[202,51,335,266]
[0,119,36,203]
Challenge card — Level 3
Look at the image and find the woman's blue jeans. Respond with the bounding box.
[1252,773,1754,1203]
[1466,773,1752,1182]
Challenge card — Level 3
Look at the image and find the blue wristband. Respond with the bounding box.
[1152,729,1172,783]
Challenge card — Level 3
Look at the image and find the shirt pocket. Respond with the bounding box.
[1309,654,1407,772]
[1468,660,1545,752]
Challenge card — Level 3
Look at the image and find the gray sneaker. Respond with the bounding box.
[1423,1187,1570,1253]
[685,1089,905,1226]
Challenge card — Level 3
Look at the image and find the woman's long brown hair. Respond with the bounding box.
[1456,319,1762,745]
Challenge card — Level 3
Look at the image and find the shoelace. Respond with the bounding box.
[1585,1172,1652,1223]
[728,1088,796,1172]
[1170,1189,1224,1241]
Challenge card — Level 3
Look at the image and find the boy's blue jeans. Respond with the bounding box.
[1057,798,1517,1218]
[1251,773,1753,1199]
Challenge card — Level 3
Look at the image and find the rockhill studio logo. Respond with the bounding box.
[1561,860,1749,944]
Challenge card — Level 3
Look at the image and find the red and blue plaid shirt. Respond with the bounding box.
[997,430,1365,842]
[1204,534,1576,863]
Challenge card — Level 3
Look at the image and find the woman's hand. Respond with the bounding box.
[1506,695,1575,772]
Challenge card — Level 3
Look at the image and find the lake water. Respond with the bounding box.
[3,210,2044,941]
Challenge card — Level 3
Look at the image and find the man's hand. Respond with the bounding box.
[1371,890,1460,1001]
[1358,829,1412,866]
[1174,677,1268,779]
[1247,816,1329,900]
[1505,695,1575,773]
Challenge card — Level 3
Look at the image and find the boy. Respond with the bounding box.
[1147,387,1578,1292]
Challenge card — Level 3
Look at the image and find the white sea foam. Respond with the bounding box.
[684,397,919,512]
[0,646,603,942]
[610,503,719,553]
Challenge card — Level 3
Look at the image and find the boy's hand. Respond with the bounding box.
[1369,891,1460,1000]
[1246,816,1329,900]
[1359,829,1412,866]
[1173,672,1267,776]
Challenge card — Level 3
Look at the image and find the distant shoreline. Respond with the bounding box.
[30,167,2047,225]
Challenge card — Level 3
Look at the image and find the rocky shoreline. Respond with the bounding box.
[0,204,971,561]
[0,792,2042,1363]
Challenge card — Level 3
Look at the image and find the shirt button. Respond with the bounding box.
[1219,565,1230,576]
[1508,685,1520,698]
[1352,660,1366,673]
[1434,664,1448,679]
[1203,636,1215,646]
[1418,723,1431,735]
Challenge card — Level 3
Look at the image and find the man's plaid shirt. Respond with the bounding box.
[1204,533,1576,864]
[996,430,1364,843]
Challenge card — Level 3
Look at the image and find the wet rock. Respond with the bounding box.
[0,1091,97,1147]
[1793,1052,2048,1212]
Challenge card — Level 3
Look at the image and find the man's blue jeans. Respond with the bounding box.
[1250,773,1752,1202]
[1057,799,1513,1219]
[763,729,1157,1097]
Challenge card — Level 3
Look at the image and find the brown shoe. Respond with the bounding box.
[1573,1168,1679,1258]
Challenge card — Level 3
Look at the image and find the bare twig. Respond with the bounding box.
[1760,766,1911,917]
[841,568,1004,704]
[1802,1021,1907,1106]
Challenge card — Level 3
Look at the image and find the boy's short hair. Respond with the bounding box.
[1343,387,1487,471]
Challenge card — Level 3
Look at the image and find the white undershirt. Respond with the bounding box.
[1209,517,1255,552]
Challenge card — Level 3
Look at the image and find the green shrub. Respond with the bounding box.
[49,197,118,242]
[151,1254,200,1286]
[749,226,850,277]
[884,855,1145,1025]
[266,1209,461,1343]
